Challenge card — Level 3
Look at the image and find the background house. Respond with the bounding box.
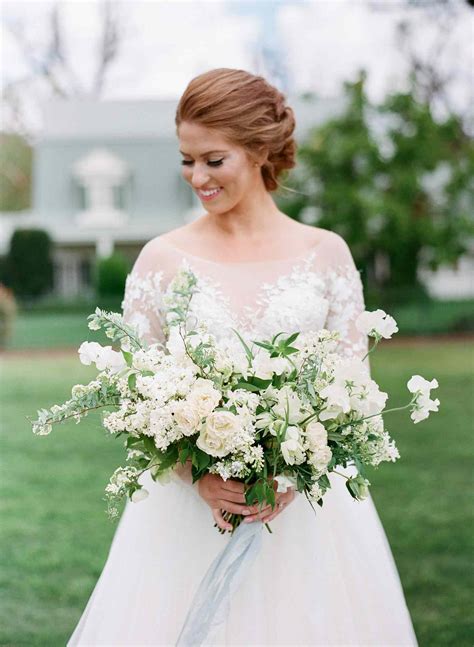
[0,96,342,297]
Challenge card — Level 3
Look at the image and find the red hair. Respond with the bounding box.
[175,68,297,192]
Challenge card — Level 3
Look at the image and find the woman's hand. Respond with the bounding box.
[242,486,296,525]
[197,474,296,531]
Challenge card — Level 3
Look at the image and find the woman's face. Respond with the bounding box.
[178,121,264,212]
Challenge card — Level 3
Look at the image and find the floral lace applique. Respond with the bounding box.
[121,253,367,361]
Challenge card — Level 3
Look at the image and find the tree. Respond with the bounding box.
[6,229,54,298]
[287,72,474,302]
[0,133,32,211]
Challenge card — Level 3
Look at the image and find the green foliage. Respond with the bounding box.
[94,252,130,298]
[0,133,32,211]
[288,72,474,294]
[6,228,54,298]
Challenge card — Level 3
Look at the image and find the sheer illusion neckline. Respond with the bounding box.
[157,235,324,266]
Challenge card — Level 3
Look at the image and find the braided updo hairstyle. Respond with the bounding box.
[175,68,297,192]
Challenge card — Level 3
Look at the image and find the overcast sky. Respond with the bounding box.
[1,0,472,132]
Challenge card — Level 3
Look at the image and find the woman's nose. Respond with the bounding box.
[190,165,210,188]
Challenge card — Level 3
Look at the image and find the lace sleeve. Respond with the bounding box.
[324,234,370,371]
[121,242,166,346]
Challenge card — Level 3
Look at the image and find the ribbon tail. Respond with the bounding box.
[175,520,263,646]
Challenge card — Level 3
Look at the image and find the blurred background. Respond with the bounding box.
[0,0,473,645]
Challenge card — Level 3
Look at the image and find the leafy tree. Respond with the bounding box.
[6,229,54,298]
[286,72,474,302]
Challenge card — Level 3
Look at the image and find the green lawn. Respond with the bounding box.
[0,341,473,645]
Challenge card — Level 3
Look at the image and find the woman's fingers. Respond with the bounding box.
[219,488,247,504]
[243,504,273,522]
[212,508,232,531]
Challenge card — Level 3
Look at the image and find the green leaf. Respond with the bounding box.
[127,373,137,391]
[231,328,254,364]
[122,350,133,367]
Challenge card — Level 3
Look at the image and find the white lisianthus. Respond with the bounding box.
[281,426,305,465]
[304,420,328,452]
[356,309,398,339]
[172,400,201,436]
[131,488,149,503]
[197,410,241,457]
[187,378,222,418]
[407,375,440,423]
[274,474,298,493]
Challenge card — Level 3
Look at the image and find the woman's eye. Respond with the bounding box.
[180,159,224,167]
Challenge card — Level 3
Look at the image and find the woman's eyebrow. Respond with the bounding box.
[179,149,228,156]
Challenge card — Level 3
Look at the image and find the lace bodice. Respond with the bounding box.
[121,231,369,367]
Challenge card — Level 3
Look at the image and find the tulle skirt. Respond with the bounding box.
[67,465,418,646]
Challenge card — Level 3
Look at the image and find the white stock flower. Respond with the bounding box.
[356,309,398,339]
[304,420,328,452]
[281,426,305,465]
[309,445,332,473]
[196,411,241,458]
[407,375,440,423]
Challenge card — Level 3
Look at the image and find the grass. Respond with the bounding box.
[0,340,473,645]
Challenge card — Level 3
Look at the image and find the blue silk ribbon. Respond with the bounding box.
[175,520,264,646]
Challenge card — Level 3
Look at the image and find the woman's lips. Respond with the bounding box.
[198,187,223,201]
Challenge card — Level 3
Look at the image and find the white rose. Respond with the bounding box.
[173,401,201,436]
[196,410,241,458]
[188,378,222,418]
[304,420,327,451]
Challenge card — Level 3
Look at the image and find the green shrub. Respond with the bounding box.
[6,229,54,298]
[94,252,130,298]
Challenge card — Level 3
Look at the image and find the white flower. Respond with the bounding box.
[78,341,126,373]
[196,411,241,458]
[131,488,149,503]
[252,351,289,379]
[274,474,297,493]
[356,309,398,339]
[281,426,305,465]
[309,481,324,502]
[309,445,332,473]
[272,386,306,424]
[187,378,221,418]
[319,383,351,420]
[407,375,440,423]
[304,420,328,452]
[172,400,201,437]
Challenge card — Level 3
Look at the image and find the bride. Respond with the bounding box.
[68,68,418,646]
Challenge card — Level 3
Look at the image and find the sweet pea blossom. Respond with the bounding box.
[281,426,305,465]
[78,341,126,373]
[356,309,398,339]
[407,375,440,423]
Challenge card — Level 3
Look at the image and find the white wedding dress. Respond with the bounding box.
[68,231,418,646]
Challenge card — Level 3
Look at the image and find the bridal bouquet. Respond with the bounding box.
[30,268,440,534]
